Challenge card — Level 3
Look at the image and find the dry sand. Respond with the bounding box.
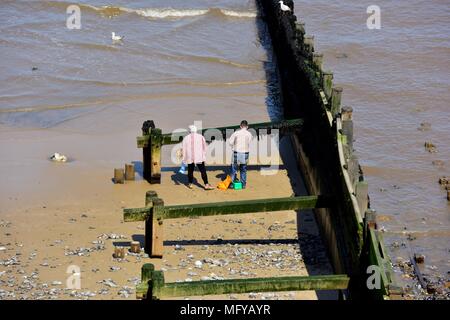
[0,124,336,300]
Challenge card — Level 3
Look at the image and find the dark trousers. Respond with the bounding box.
[188,162,208,184]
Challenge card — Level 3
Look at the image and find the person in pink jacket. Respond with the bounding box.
[182,125,214,190]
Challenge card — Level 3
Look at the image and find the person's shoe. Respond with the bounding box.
[204,184,214,190]
[187,183,193,189]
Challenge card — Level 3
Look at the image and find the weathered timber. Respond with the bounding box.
[149,128,162,184]
[113,168,124,184]
[164,195,333,219]
[341,106,354,151]
[331,87,343,117]
[151,198,164,257]
[137,119,304,148]
[303,35,314,55]
[312,53,323,71]
[141,120,155,182]
[144,191,158,255]
[130,241,141,253]
[355,181,369,216]
[257,0,398,299]
[136,263,349,299]
[322,71,334,100]
[123,195,333,221]
[125,163,135,181]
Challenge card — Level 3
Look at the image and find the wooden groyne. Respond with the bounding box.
[258,0,399,299]
[121,0,400,300]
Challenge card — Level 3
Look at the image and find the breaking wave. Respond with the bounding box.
[47,2,258,19]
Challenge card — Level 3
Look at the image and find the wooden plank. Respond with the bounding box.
[151,274,349,299]
[137,119,304,147]
[151,198,164,258]
[123,195,333,221]
[163,195,333,219]
[123,207,151,222]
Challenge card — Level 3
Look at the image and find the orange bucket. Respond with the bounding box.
[217,175,232,190]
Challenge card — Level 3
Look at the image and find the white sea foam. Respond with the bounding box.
[81,4,257,19]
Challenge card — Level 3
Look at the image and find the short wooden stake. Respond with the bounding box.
[114,168,124,184]
[331,87,343,117]
[130,241,141,254]
[113,246,125,259]
[125,163,135,181]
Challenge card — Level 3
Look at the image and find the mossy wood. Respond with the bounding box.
[137,264,349,299]
[137,118,304,148]
[123,195,333,222]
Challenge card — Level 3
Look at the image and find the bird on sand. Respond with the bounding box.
[111,32,124,42]
[279,1,291,12]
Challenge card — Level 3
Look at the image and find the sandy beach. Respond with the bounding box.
[0,123,335,300]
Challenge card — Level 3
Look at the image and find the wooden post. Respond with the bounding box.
[142,120,155,183]
[355,181,369,216]
[113,168,124,184]
[125,163,135,181]
[150,128,162,184]
[137,263,154,299]
[313,53,323,71]
[151,198,164,258]
[303,35,314,55]
[144,191,158,255]
[113,246,125,259]
[130,241,141,253]
[331,87,343,117]
[295,22,305,35]
[322,71,333,101]
[341,106,354,151]
[364,209,377,240]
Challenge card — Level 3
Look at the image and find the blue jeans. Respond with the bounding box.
[231,152,249,187]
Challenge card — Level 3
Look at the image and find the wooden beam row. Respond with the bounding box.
[123,192,333,257]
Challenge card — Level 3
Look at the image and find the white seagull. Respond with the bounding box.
[279,1,291,12]
[111,32,124,42]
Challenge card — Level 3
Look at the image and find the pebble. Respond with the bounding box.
[109,266,121,272]
[99,279,118,288]
[194,261,203,269]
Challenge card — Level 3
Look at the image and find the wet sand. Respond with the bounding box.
[0,126,335,300]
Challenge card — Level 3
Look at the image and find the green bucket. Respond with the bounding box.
[233,181,243,190]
